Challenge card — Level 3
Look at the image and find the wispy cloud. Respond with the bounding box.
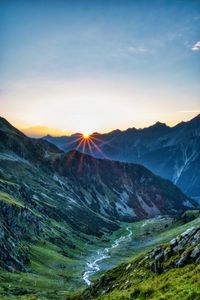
[191,41,200,51]
[178,110,200,113]
[110,46,149,59]
[127,46,148,54]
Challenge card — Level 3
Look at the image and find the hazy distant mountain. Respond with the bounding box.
[44,114,200,198]
[21,125,68,137]
[0,116,195,273]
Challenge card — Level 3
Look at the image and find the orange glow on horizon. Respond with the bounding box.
[82,133,90,139]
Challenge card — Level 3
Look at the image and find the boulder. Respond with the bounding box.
[190,244,200,259]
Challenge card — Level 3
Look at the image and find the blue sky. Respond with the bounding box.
[0,0,200,135]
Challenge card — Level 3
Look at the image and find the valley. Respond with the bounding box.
[70,219,200,300]
[1,215,200,299]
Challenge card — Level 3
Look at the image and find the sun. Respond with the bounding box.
[82,133,90,139]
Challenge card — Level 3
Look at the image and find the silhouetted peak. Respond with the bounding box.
[0,117,13,128]
[109,129,122,135]
[152,121,168,128]
[0,116,25,136]
[125,127,137,132]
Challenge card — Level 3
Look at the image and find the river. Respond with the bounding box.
[83,227,132,286]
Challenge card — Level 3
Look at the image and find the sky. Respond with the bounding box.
[0,0,200,136]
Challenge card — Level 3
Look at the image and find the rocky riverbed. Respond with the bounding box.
[83,227,132,285]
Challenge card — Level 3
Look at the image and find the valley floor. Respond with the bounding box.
[0,215,200,300]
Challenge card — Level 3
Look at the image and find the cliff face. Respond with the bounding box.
[0,197,42,272]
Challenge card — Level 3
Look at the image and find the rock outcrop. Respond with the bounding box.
[148,226,200,273]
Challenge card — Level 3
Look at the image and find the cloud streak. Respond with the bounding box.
[178,110,200,113]
[127,46,148,54]
[191,41,200,51]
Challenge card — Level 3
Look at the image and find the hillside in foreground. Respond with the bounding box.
[69,221,200,300]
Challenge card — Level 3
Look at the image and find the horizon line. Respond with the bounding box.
[14,112,200,138]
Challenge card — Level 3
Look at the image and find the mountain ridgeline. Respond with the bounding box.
[44,114,200,198]
[0,116,195,224]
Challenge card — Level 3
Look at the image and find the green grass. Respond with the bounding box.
[0,240,81,300]
[68,217,200,299]
[92,263,200,300]
[87,216,200,283]
[0,191,24,207]
[1,216,200,300]
[0,178,18,187]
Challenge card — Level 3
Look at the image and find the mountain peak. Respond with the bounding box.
[108,129,122,135]
[0,116,25,136]
[152,121,168,128]
[0,116,12,128]
[145,121,169,132]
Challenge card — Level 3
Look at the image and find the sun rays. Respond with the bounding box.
[76,133,105,158]
[64,132,119,175]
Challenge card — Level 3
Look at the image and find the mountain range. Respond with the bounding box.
[44,114,200,198]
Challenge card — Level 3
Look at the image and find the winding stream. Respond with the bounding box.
[83,227,132,286]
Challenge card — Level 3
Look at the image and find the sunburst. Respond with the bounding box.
[65,132,111,173]
[82,133,90,139]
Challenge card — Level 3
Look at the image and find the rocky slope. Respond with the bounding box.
[71,225,200,300]
[44,114,200,198]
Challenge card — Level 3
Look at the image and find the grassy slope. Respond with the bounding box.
[69,216,200,300]
[76,261,200,300]
[0,178,99,299]
[0,216,199,300]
